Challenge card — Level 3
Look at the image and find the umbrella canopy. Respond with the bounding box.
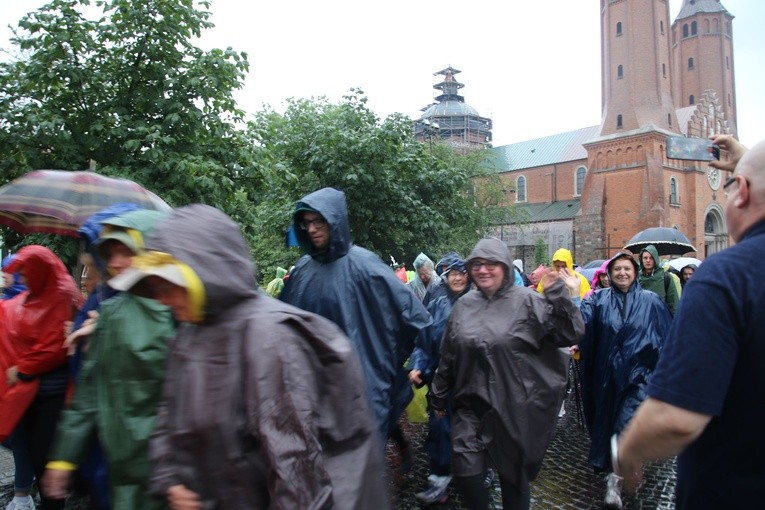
[668,257,702,272]
[0,170,171,237]
[624,227,696,256]
[582,259,606,269]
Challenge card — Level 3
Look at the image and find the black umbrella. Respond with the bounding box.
[624,227,696,256]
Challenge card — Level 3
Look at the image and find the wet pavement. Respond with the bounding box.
[387,392,677,509]
[2,393,676,509]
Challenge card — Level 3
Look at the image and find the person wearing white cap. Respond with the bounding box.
[111,204,388,509]
[42,209,174,510]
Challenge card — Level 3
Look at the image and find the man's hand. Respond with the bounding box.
[709,134,747,172]
[408,369,423,386]
[167,484,203,510]
[42,469,72,500]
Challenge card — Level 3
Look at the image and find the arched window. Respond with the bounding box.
[575,167,587,196]
[662,63,667,77]
[660,20,664,35]
[689,94,695,105]
[704,19,710,34]
[616,21,622,36]
[669,177,679,204]
[617,114,623,129]
[726,56,730,69]
[617,64,623,79]
[516,176,526,203]
[683,24,689,38]
[688,57,694,70]
[691,21,698,35]
[668,113,672,127]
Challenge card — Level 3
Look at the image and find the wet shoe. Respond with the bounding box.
[604,472,623,509]
[483,468,496,488]
[6,496,35,510]
[415,476,450,505]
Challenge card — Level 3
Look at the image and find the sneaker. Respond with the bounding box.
[604,472,623,509]
[483,468,496,488]
[6,496,35,510]
[415,479,450,505]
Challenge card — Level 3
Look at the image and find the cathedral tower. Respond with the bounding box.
[576,0,682,261]
[671,0,736,137]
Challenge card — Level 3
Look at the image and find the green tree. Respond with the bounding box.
[248,91,500,280]
[534,237,549,267]
[0,0,258,262]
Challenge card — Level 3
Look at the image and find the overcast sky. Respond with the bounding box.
[3,1,764,148]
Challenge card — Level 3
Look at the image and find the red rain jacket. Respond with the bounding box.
[0,245,81,441]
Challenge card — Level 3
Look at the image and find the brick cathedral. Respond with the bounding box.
[419,0,738,265]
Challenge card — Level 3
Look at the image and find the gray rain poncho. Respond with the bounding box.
[430,237,584,491]
[146,205,388,509]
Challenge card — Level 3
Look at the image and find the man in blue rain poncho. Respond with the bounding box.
[280,187,432,445]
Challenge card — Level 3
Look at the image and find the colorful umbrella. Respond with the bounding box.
[0,170,171,237]
[624,227,696,256]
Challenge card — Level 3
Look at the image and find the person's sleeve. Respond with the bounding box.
[532,279,586,347]
[429,316,457,412]
[648,277,736,416]
[147,397,179,498]
[666,275,680,314]
[247,323,333,509]
[47,351,99,466]
[578,274,592,299]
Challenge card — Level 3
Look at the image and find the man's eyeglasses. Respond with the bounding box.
[723,174,749,197]
[469,260,500,271]
[299,217,328,230]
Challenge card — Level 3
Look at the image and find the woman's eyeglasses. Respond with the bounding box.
[469,260,499,271]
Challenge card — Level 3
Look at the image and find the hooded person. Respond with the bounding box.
[108,204,388,509]
[408,257,472,504]
[429,237,584,510]
[537,248,591,298]
[528,264,547,288]
[42,209,175,510]
[680,263,698,288]
[638,245,680,314]
[279,187,432,447]
[1,255,27,300]
[0,246,82,510]
[577,251,672,509]
[407,252,438,302]
[423,251,462,306]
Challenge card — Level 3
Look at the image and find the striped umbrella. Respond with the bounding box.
[0,170,172,237]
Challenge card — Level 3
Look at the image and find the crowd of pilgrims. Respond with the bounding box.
[0,187,698,510]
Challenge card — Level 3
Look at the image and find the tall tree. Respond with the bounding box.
[0,0,259,259]
[247,90,502,279]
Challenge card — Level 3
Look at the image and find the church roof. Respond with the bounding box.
[492,125,599,172]
[676,0,729,21]
[516,199,581,223]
